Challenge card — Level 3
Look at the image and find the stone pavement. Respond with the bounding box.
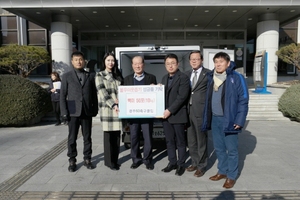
[0,118,300,200]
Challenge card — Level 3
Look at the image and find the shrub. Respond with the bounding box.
[278,83,300,122]
[0,75,52,127]
[0,44,51,78]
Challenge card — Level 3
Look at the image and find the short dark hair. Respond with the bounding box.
[71,51,85,59]
[213,52,230,62]
[164,53,178,63]
[189,50,203,60]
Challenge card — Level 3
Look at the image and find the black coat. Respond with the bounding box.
[60,69,98,117]
[161,70,190,124]
[48,81,61,102]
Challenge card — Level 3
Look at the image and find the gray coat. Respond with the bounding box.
[95,70,122,131]
[60,69,98,117]
[185,67,211,118]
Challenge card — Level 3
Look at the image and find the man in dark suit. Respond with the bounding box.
[124,56,157,170]
[60,51,98,172]
[161,53,190,176]
[185,50,210,177]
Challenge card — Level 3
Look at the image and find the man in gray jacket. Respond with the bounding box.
[60,51,98,172]
[185,50,210,177]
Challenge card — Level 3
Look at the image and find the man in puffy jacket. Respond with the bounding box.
[202,52,249,189]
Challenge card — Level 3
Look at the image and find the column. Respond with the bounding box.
[256,13,279,84]
[51,15,72,74]
[16,16,28,45]
[297,19,300,43]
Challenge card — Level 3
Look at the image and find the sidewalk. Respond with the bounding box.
[0,118,300,199]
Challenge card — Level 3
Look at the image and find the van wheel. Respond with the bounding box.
[124,143,131,149]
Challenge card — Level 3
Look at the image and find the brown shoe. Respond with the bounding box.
[223,178,236,189]
[209,174,227,181]
[194,169,205,177]
[186,165,197,172]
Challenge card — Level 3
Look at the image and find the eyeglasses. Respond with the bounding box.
[166,62,177,66]
[190,59,201,62]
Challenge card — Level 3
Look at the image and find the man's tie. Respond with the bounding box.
[190,71,198,104]
[192,70,198,88]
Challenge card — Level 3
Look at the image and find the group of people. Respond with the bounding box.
[54,49,249,189]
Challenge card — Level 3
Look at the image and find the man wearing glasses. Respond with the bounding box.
[185,50,210,178]
[161,53,190,176]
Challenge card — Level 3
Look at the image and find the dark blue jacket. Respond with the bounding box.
[202,62,249,133]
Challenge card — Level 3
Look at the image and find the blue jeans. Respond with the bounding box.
[211,115,238,180]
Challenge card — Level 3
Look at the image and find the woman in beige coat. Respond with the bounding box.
[95,52,124,170]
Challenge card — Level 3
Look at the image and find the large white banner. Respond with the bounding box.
[118,85,165,118]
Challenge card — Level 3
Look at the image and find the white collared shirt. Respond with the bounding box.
[190,66,202,83]
[134,72,145,81]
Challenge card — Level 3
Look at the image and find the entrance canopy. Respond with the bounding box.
[1,0,300,41]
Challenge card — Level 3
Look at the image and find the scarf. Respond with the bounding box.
[213,70,227,91]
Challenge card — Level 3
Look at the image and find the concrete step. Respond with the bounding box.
[248,110,283,116]
[249,94,279,99]
[249,106,279,111]
[249,102,278,105]
[246,116,290,121]
[247,93,288,121]
[247,111,289,121]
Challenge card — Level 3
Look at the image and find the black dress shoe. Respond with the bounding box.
[110,165,120,171]
[145,163,154,170]
[130,161,142,169]
[175,166,185,176]
[83,160,95,170]
[109,163,121,171]
[161,163,178,172]
[68,161,77,172]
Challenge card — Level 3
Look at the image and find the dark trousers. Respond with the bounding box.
[103,131,120,168]
[187,107,208,170]
[67,113,92,162]
[129,119,153,164]
[52,101,61,123]
[162,121,186,166]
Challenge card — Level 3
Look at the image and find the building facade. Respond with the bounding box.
[1,1,300,83]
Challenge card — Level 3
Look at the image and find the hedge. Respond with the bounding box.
[278,83,300,122]
[0,75,52,127]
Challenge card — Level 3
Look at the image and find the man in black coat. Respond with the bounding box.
[60,51,98,172]
[185,50,210,177]
[161,53,190,176]
[124,56,157,170]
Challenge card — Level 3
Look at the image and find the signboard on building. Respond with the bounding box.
[118,85,165,118]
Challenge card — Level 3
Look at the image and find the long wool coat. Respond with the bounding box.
[95,70,122,131]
